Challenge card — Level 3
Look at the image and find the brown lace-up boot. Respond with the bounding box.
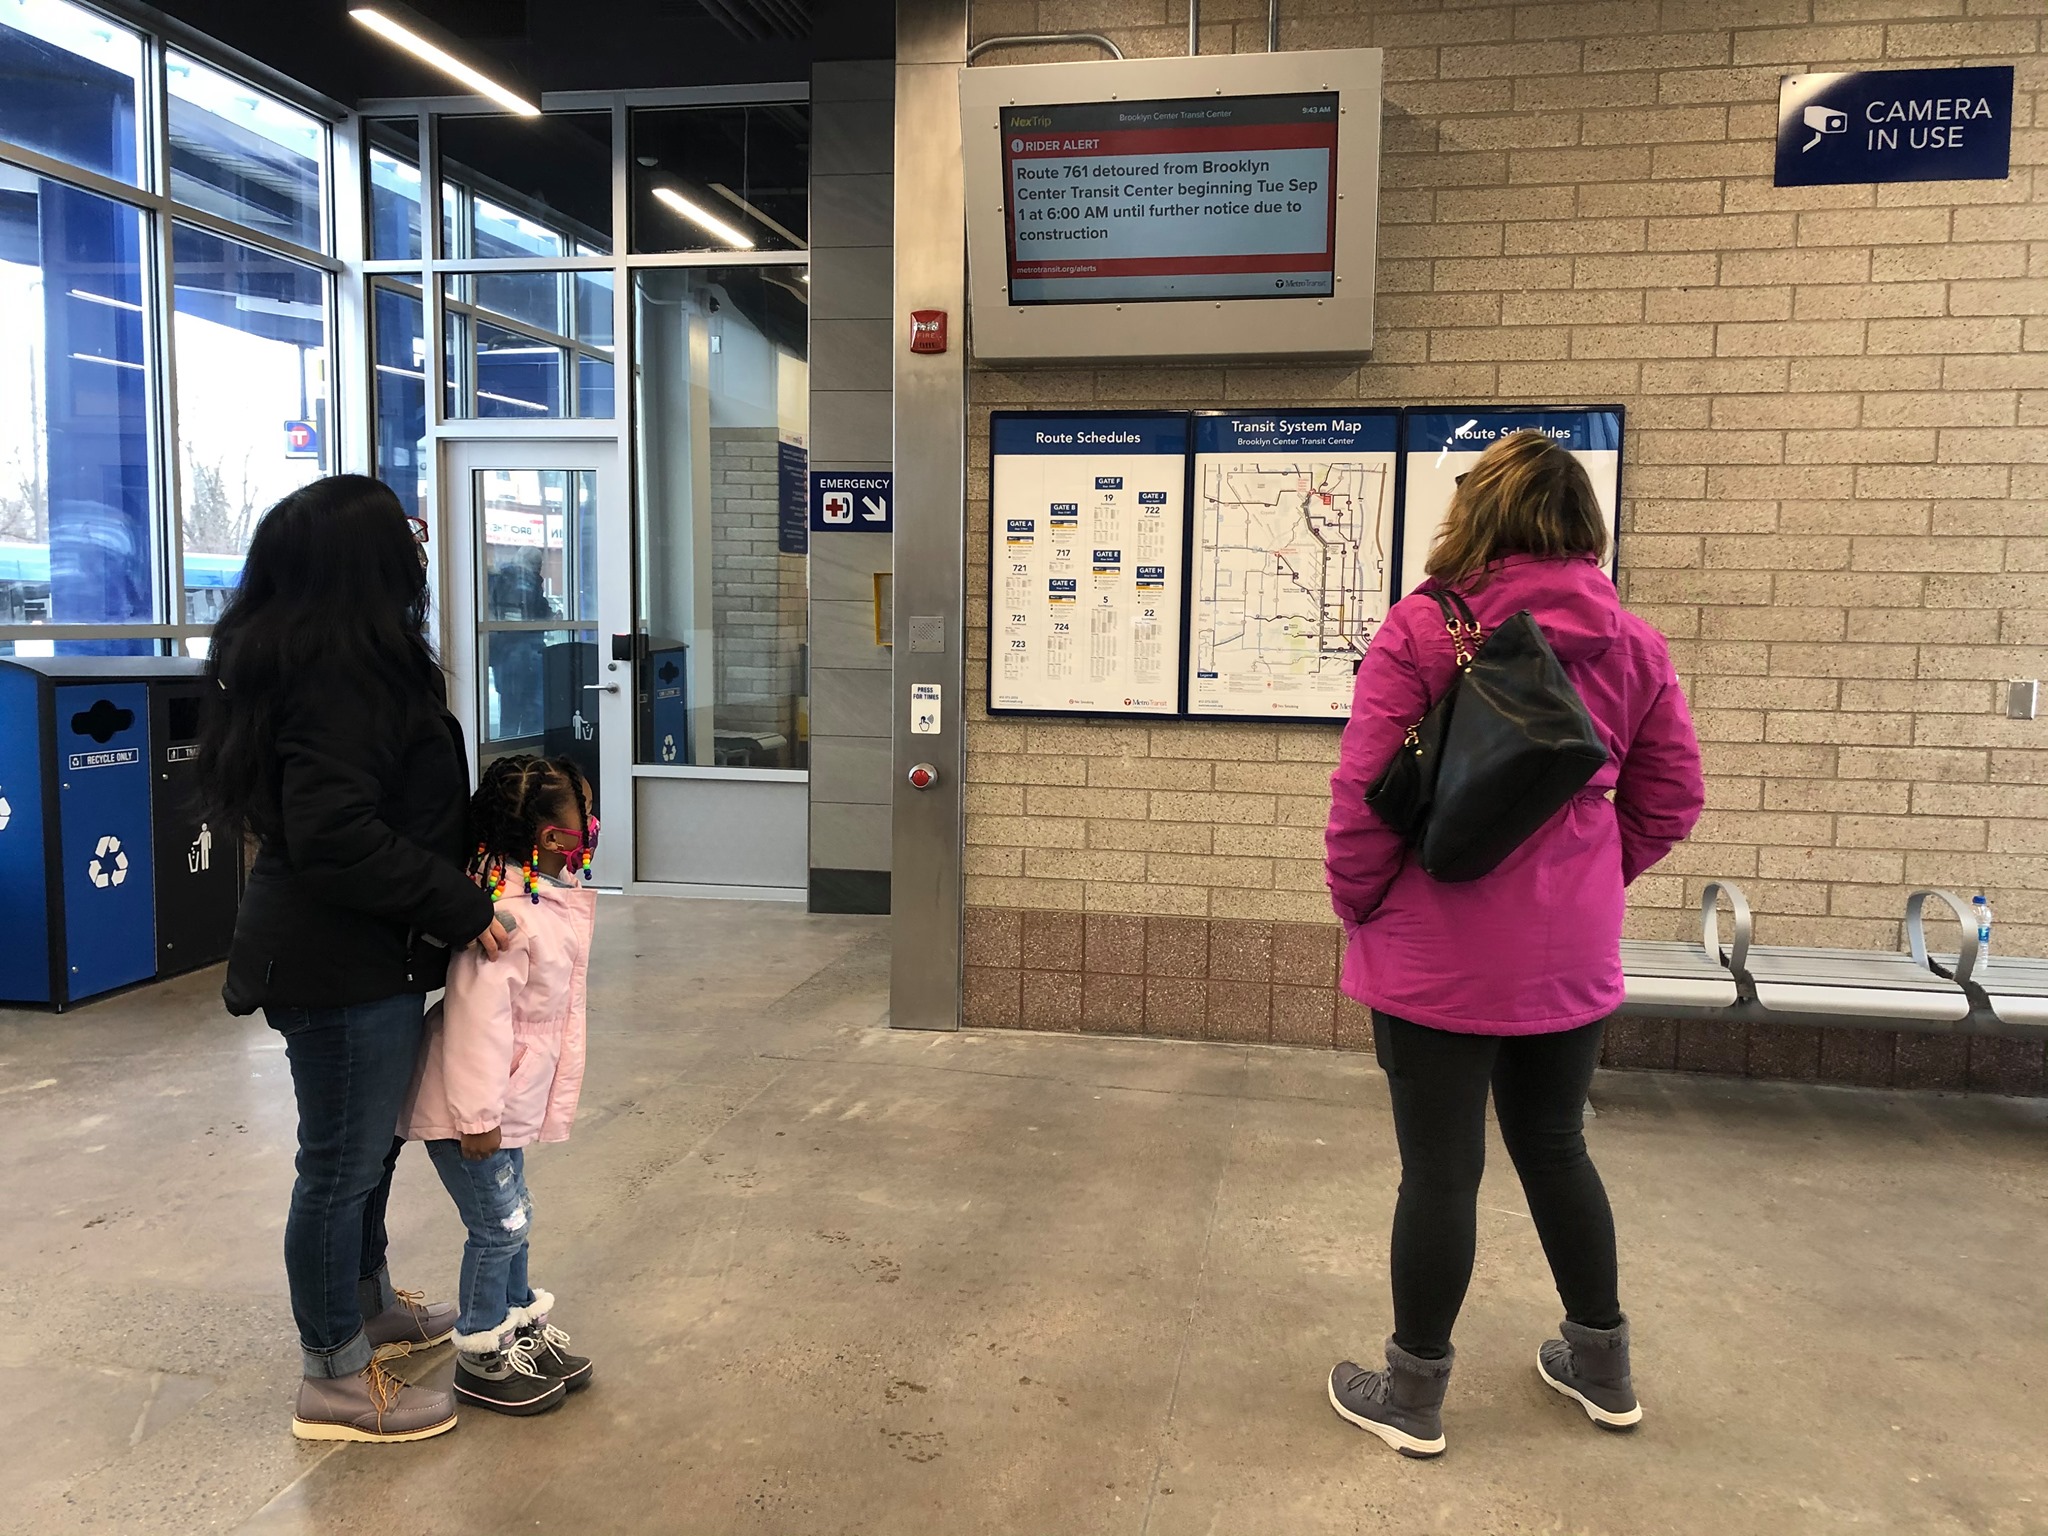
[292,1345,458,1443]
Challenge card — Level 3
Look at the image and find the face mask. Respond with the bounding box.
[538,813,600,880]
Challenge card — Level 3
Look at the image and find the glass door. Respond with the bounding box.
[442,438,629,887]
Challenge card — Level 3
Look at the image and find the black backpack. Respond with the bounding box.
[1363,587,1609,883]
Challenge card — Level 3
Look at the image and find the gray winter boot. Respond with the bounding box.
[1327,1339,1453,1458]
[1538,1316,1642,1429]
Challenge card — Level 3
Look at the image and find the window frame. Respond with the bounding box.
[0,0,343,651]
[352,85,810,784]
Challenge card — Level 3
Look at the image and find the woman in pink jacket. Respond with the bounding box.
[403,754,599,1419]
[1323,430,1704,1459]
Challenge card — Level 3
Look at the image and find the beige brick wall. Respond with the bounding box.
[964,1,2048,955]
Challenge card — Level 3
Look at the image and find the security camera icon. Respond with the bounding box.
[1802,104,1848,151]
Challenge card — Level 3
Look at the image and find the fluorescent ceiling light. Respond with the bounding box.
[477,389,550,413]
[651,186,754,250]
[709,182,805,249]
[349,8,538,116]
[71,352,143,371]
[69,287,143,312]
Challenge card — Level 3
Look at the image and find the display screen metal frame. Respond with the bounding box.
[961,49,1382,364]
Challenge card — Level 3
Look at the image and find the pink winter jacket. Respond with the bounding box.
[1325,554,1704,1036]
[401,879,596,1146]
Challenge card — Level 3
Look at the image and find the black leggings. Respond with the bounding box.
[1373,1011,1623,1358]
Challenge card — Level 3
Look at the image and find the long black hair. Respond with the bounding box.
[468,755,592,900]
[198,475,440,838]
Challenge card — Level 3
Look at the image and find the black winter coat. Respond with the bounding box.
[222,667,495,1015]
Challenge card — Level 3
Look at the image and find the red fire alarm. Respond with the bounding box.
[909,309,948,354]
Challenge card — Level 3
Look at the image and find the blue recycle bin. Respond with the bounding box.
[0,656,224,1009]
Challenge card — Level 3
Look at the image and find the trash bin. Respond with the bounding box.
[150,673,239,977]
[0,656,232,1009]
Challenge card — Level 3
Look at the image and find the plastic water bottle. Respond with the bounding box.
[1973,894,1992,967]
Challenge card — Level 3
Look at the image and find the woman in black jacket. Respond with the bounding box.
[200,476,506,1443]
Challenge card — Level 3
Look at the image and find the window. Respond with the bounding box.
[0,0,143,185]
[366,117,423,261]
[439,112,611,259]
[372,276,425,517]
[0,168,153,643]
[630,105,808,256]
[167,51,324,250]
[476,468,597,768]
[171,224,328,613]
[633,266,809,769]
[443,269,614,419]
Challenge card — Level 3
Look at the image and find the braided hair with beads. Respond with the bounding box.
[467,754,593,903]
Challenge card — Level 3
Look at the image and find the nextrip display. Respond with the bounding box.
[1187,411,1397,721]
[988,412,1188,717]
[960,49,1383,364]
[1397,409,1624,600]
[1002,92,1338,305]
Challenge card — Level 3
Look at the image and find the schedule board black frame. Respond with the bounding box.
[985,409,1195,722]
[1389,404,1627,603]
[1181,408,1403,727]
[982,402,1631,723]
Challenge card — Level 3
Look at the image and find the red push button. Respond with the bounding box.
[907,763,938,790]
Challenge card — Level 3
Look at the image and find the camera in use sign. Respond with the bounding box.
[1777,66,2013,187]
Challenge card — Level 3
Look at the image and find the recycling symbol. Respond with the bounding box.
[88,833,129,889]
[660,732,677,763]
[0,787,10,832]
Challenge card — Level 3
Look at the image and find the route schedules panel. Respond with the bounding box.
[1187,411,1397,721]
[1397,408,1624,598]
[989,413,1189,717]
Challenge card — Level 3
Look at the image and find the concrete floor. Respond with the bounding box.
[3,898,2045,1536]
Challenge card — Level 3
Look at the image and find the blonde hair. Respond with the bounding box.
[1424,429,1608,589]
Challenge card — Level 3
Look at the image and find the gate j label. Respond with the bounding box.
[1777,67,2013,187]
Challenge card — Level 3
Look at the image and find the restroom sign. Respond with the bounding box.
[1776,66,2013,186]
[810,471,892,534]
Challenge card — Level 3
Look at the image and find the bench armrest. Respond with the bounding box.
[1700,879,1752,978]
[1906,889,1979,986]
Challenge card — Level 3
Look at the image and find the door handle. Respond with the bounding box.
[583,683,620,694]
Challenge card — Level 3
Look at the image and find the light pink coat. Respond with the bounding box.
[401,879,597,1146]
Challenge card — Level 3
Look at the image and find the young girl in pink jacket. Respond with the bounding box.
[403,754,599,1417]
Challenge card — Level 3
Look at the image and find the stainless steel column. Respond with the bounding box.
[890,0,968,1029]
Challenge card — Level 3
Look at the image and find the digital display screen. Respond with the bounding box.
[1001,92,1339,306]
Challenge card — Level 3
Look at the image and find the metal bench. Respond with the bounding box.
[1909,892,2048,1036]
[1620,881,2044,1041]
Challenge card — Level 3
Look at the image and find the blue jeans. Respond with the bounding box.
[269,993,425,1379]
[427,1141,537,1341]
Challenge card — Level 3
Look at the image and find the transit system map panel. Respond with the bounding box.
[1001,92,1340,305]
[1397,408,1624,599]
[1187,411,1396,721]
[988,413,1189,718]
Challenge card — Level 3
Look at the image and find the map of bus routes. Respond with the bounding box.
[1187,413,1397,720]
